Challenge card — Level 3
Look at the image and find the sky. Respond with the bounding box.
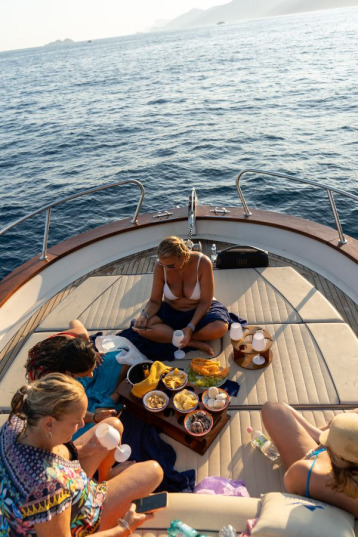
[0,0,229,52]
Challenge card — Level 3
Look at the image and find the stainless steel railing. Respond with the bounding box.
[0,179,145,260]
[236,169,358,244]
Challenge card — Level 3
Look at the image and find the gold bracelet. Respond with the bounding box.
[117,518,132,534]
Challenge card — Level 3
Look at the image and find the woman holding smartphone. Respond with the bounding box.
[0,373,163,535]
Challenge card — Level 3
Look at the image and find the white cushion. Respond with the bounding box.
[252,492,355,537]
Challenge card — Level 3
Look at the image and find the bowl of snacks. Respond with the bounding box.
[184,409,214,437]
[162,368,188,391]
[202,387,229,412]
[143,390,169,412]
[173,388,199,413]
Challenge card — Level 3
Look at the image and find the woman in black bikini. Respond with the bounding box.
[262,402,358,516]
[133,235,231,355]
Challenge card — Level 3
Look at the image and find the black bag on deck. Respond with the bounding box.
[216,245,269,269]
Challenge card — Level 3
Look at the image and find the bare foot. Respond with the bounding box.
[188,340,214,356]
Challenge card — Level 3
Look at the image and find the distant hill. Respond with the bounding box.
[157,0,358,31]
[45,39,74,46]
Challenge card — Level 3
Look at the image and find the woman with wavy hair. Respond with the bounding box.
[0,373,163,536]
[25,319,125,426]
[261,402,358,516]
[133,235,232,355]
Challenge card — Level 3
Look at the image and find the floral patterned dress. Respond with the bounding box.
[0,417,107,536]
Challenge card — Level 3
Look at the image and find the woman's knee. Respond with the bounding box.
[261,401,285,425]
[199,320,228,339]
[149,460,164,481]
[139,460,164,486]
[101,416,124,435]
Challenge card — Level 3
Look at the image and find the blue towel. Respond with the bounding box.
[221,379,240,396]
[117,312,246,362]
[120,411,196,493]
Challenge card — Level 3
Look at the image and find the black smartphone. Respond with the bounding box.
[133,491,168,513]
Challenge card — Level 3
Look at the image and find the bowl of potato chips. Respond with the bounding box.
[162,368,188,391]
[173,388,199,413]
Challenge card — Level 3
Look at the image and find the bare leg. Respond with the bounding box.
[74,416,123,481]
[110,365,129,404]
[133,318,227,355]
[132,316,175,343]
[99,460,163,529]
[186,339,215,355]
[261,402,318,469]
[68,319,90,340]
[191,320,228,341]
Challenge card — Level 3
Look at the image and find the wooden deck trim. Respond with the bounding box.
[1,206,358,308]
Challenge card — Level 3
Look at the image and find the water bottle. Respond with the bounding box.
[219,525,237,537]
[168,519,206,537]
[247,427,280,461]
[211,243,217,264]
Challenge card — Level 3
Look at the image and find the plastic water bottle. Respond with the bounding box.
[219,525,237,537]
[168,519,206,537]
[247,427,280,461]
[211,243,217,264]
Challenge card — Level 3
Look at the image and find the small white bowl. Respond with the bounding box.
[162,369,188,391]
[143,390,169,412]
[202,387,230,412]
[173,389,199,413]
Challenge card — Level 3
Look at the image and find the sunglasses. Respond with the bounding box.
[157,259,176,269]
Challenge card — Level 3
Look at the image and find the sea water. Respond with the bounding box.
[1,7,358,279]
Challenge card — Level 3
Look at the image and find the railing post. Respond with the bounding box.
[40,207,52,260]
[236,172,252,216]
[326,189,347,245]
[130,180,145,224]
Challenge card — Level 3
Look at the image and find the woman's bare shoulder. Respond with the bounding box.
[284,459,309,495]
[194,252,211,267]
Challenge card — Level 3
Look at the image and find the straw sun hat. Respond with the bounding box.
[320,413,358,463]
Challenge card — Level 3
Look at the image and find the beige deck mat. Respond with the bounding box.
[36,267,342,332]
[4,320,358,410]
[215,267,343,324]
[162,408,342,498]
[217,322,358,406]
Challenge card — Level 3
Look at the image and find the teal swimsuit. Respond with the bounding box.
[305,447,327,498]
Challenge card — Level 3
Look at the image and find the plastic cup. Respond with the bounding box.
[115,444,132,462]
[230,323,243,341]
[95,423,120,450]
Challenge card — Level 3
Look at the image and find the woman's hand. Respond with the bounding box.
[76,433,108,458]
[180,326,193,348]
[94,408,118,422]
[95,351,104,365]
[133,313,148,330]
[118,503,154,534]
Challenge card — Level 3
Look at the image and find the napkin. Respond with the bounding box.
[131,361,172,398]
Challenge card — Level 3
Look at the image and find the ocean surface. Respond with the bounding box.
[1,7,358,280]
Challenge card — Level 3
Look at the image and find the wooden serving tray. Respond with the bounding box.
[117,381,230,455]
[232,325,273,370]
